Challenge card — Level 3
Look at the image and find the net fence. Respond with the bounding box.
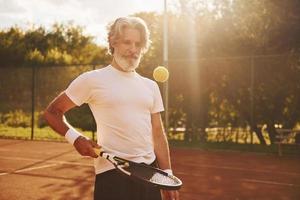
[0,54,299,150]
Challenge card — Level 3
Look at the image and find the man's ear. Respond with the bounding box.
[111,40,119,49]
[111,42,116,49]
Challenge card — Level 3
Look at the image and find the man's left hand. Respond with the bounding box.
[161,190,179,200]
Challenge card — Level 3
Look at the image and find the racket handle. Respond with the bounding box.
[93,148,100,155]
[100,152,114,160]
[93,148,114,160]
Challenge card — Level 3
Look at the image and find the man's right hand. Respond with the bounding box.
[73,136,100,158]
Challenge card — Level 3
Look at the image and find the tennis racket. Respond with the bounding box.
[94,149,182,190]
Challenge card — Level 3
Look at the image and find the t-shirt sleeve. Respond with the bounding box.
[65,72,92,106]
[151,82,164,113]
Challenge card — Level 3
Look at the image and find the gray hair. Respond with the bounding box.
[107,16,151,55]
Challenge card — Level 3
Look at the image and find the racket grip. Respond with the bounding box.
[100,152,114,160]
[93,149,114,160]
[93,148,101,156]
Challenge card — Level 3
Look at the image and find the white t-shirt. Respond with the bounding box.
[65,65,164,174]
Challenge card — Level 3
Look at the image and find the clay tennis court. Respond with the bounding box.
[0,138,299,200]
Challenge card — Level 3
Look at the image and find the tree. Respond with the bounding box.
[0,23,110,67]
[165,0,300,144]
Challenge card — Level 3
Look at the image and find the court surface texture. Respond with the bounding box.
[0,139,299,200]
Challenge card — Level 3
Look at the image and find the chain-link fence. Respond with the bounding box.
[166,53,300,148]
[1,54,299,151]
[0,64,100,141]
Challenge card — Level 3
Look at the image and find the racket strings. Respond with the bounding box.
[99,152,182,189]
[149,172,180,186]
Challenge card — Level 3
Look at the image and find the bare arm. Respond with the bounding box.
[152,112,180,200]
[44,92,99,157]
[44,92,76,136]
[151,112,171,170]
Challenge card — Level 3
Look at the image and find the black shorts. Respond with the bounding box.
[94,168,162,200]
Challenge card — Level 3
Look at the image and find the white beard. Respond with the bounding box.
[114,52,141,72]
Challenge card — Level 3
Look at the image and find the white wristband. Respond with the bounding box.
[163,169,173,175]
[65,128,82,145]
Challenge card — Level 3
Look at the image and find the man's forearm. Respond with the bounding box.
[44,92,83,145]
[153,128,172,170]
[44,108,69,136]
[44,109,84,145]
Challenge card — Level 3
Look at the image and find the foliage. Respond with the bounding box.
[65,104,96,132]
[0,125,94,141]
[44,48,73,65]
[164,0,300,144]
[0,23,110,66]
[1,110,31,127]
[0,108,95,132]
[1,0,300,146]
[0,110,48,128]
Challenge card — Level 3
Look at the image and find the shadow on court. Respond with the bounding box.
[0,138,299,200]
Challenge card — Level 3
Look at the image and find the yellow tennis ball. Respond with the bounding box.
[153,66,169,83]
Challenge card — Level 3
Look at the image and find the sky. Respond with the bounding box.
[0,0,168,46]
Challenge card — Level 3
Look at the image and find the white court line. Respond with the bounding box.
[13,164,57,173]
[0,155,93,167]
[0,155,94,176]
[176,163,300,176]
[174,171,300,188]
[0,148,59,154]
[242,179,300,187]
[0,163,58,176]
[1,155,300,189]
[2,155,299,176]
